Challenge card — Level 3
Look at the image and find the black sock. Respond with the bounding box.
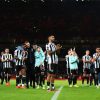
[22,76,26,85]
[51,83,54,87]
[68,75,72,85]
[8,75,11,82]
[16,76,20,86]
[43,78,45,85]
[19,75,22,85]
[94,74,98,85]
[82,77,84,84]
[36,74,39,85]
[90,76,93,86]
[5,74,7,83]
[87,77,89,84]
[1,72,4,84]
[40,75,45,86]
[73,76,77,85]
[47,82,50,86]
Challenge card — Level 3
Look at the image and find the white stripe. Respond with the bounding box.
[51,86,63,100]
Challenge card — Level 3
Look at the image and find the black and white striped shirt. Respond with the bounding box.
[14,49,27,66]
[1,53,13,69]
[65,55,70,68]
[82,55,92,69]
[93,53,100,68]
[46,42,57,64]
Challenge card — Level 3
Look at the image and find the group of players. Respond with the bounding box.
[0,41,47,89]
[65,47,100,88]
[0,35,62,91]
[0,35,100,90]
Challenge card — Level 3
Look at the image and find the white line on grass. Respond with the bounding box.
[51,86,63,100]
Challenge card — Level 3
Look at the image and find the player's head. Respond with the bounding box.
[32,44,38,50]
[86,50,90,55]
[96,48,100,53]
[68,49,71,55]
[48,35,55,42]
[22,43,27,49]
[1,51,4,55]
[5,48,9,54]
[24,41,30,48]
[71,50,76,55]
[36,46,41,52]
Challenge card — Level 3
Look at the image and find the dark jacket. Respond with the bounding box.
[25,47,35,67]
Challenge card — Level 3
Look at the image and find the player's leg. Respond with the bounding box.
[98,72,100,86]
[50,64,56,90]
[40,65,45,89]
[73,70,79,87]
[4,68,8,84]
[82,69,85,86]
[21,67,26,88]
[32,69,36,88]
[35,67,40,89]
[47,64,51,90]
[0,69,5,85]
[86,69,90,85]
[5,68,10,86]
[50,73,55,90]
[26,65,30,88]
[94,69,98,88]
[90,73,93,86]
[7,68,12,86]
[47,73,51,90]
[16,66,22,88]
[68,70,73,87]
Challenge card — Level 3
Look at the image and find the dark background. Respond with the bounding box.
[0,0,100,75]
[0,0,100,53]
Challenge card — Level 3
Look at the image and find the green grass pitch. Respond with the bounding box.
[0,80,100,100]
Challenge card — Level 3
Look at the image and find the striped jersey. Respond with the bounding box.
[93,53,100,68]
[1,53,13,69]
[46,42,57,64]
[65,55,70,68]
[82,55,92,69]
[14,49,27,66]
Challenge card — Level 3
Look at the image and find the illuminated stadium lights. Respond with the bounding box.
[5,0,10,2]
[41,0,45,2]
[21,0,27,3]
[76,0,85,1]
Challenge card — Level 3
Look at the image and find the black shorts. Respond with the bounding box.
[47,64,56,74]
[40,65,45,75]
[16,65,26,73]
[95,68,100,74]
[83,68,90,75]
[71,69,78,75]
[35,67,41,74]
[3,68,12,74]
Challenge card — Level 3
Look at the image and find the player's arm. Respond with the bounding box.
[22,51,28,61]
[82,56,91,63]
[93,54,99,61]
[8,54,13,61]
[14,50,19,60]
[1,55,7,62]
[46,44,62,55]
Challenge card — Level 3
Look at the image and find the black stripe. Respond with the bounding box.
[50,44,53,63]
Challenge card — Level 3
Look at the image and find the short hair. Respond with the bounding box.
[86,50,90,52]
[5,48,9,50]
[48,35,55,40]
[24,41,30,44]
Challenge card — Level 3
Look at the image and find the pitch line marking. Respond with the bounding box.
[51,86,63,100]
